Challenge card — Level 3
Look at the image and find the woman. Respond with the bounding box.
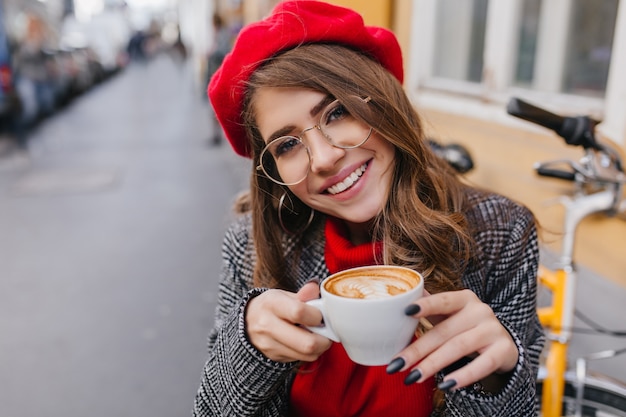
[194,1,544,416]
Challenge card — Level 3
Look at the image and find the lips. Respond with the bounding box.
[326,162,368,195]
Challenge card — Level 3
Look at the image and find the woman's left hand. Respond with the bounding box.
[392,289,519,391]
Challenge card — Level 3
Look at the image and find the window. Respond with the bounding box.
[514,0,541,87]
[512,0,618,97]
[432,0,488,83]
[563,0,618,96]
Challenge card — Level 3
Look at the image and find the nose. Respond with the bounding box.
[305,128,345,174]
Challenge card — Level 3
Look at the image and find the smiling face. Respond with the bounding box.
[253,87,396,243]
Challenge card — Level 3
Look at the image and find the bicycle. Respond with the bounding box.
[507,97,626,416]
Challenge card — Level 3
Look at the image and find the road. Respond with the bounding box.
[0,55,249,417]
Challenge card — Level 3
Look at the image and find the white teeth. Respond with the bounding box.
[327,163,367,195]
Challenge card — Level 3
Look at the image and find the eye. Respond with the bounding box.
[323,102,350,126]
[271,136,303,157]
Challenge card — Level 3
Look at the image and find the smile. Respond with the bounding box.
[326,163,368,195]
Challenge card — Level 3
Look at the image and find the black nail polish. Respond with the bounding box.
[404,304,421,316]
[403,369,422,385]
[386,357,405,374]
[438,379,457,391]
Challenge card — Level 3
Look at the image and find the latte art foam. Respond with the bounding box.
[325,275,417,299]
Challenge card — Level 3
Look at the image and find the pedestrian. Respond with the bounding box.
[12,15,52,147]
[126,30,146,61]
[205,12,232,146]
[170,26,188,63]
[194,1,544,416]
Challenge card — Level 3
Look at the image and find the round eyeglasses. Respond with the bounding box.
[256,95,373,186]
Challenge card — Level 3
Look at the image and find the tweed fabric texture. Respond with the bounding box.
[193,188,544,416]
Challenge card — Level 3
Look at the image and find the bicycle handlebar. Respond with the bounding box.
[506,98,602,151]
[507,96,625,187]
[536,167,577,182]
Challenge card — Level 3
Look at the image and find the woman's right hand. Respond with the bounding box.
[245,281,333,363]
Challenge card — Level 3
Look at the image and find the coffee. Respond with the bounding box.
[324,266,420,300]
[306,265,424,365]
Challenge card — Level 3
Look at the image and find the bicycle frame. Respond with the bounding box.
[505,97,626,416]
[538,189,617,417]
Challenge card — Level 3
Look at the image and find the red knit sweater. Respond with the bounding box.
[289,217,435,417]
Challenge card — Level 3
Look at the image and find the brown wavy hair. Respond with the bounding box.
[239,44,473,295]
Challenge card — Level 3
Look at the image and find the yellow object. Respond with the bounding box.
[538,267,569,417]
[325,0,393,27]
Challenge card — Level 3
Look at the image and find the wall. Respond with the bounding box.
[325,0,392,28]
[407,0,626,148]
[421,106,626,288]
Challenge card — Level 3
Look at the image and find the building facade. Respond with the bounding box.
[228,0,626,148]
[408,0,626,147]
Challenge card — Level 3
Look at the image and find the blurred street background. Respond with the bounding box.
[0,1,251,415]
[1,1,625,416]
[0,49,250,416]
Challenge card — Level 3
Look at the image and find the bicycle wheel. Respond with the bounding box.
[537,369,626,416]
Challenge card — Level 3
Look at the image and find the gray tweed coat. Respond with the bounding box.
[193,188,544,416]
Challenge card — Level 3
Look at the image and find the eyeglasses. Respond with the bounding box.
[256,96,373,186]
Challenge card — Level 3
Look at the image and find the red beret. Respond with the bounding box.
[208,0,404,158]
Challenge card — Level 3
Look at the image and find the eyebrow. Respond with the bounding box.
[310,95,334,118]
[266,95,335,143]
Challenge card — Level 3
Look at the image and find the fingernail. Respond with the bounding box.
[438,379,457,391]
[404,304,421,316]
[386,357,405,374]
[403,369,422,385]
[306,278,320,285]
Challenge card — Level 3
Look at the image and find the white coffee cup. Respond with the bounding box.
[305,265,424,366]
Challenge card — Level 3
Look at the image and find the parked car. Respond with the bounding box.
[0,3,20,135]
[64,46,103,96]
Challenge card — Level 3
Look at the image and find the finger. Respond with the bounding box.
[290,296,325,328]
[296,279,321,302]
[248,300,331,362]
[402,294,486,358]
[407,289,475,319]
[404,289,478,330]
[254,288,323,328]
[437,344,511,391]
[260,321,333,362]
[400,313,518,386]
[404,323,487,383]
[277,325,333,360]
[401,306,477,363]
[393,299,495,376]
[390,325,474,381]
